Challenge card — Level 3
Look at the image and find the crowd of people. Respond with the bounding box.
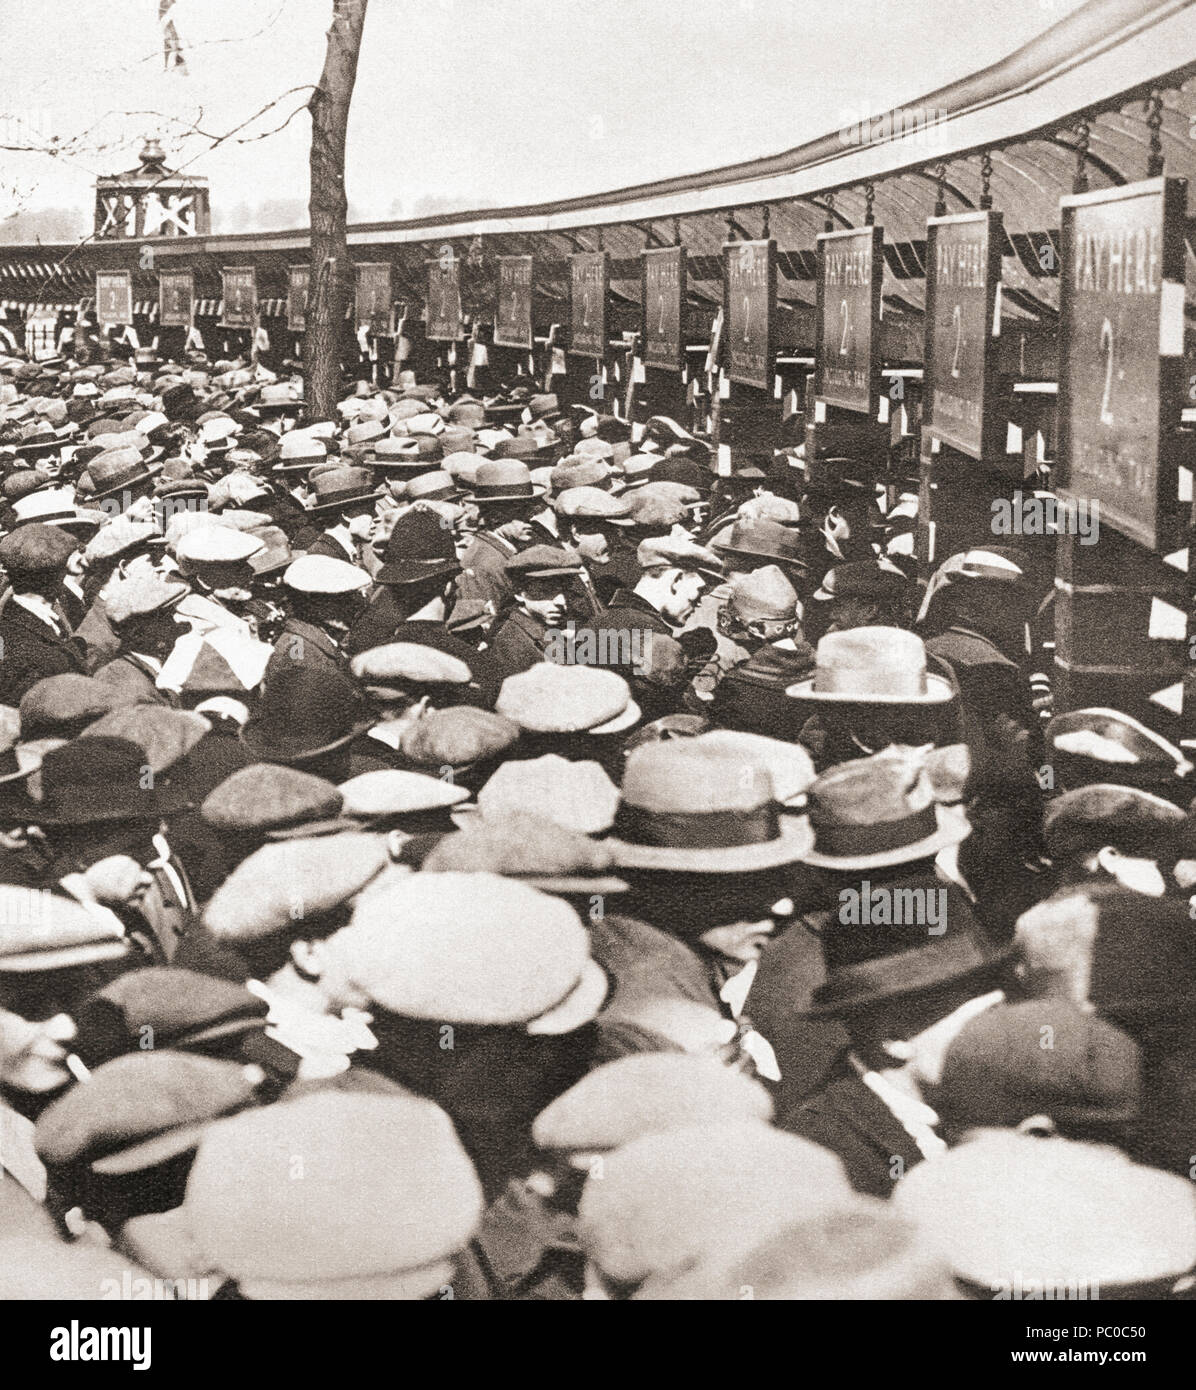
[0,340,1193,1301]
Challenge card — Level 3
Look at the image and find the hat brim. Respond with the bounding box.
[240,718,373,766]
[607,812,814,872]
[465,486,548,504]
[713,543,806,566]
[304,488,386,515]
[33,784,191,826]
[89,459,165,502]
[588,698,643,736]
[784,673,957,706]
[800,932,1016,1020]
[525,958,610,1035]
[256,400,306,414]
[90,1119,218,1176]
[797,804,971,872]
[0,938,132,973]
[374,559,461,587]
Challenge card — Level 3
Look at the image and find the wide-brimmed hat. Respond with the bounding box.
[374,506,461,586]
[607,741,813,872]
[305,466,384,515]
[712,518,806,568]
[241,667,373,765]
[367,436,425,471]
[272,433,329,472]
[31,736,190,825]
[465,458,546,504]
[796,745,970,872]
[78,445,163,502]
[786,627,955,706]
[804,899,1010,1021]
[256,382,305,414]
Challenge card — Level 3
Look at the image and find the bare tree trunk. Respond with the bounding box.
[306,0,368,421]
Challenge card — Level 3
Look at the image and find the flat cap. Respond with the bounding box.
[103,572,189,626]
[421,813,624,894]
[175,526,264,567]
[555,486,632,522]
[532,1054,773,1154]
[83,516,160,564]
[477,754,619,834]
[283,553,371,595]
[0,1236,157,1301]
[578,1123,852,1284]
[937,1000,1141,1134]
[180,1091,483,1298]
[399,706,520,769]
[497,664,637,735]
[71,967,268,1068]
[19,674,137,739]
[81,706,209,775]
[350,642,472,689]
[203,832,391,941]
[0,887,128,972]
[34,1051,265,1174]
[636,534,723,579]
[0,523,76,575]
[1043,784,1186,861]
[201,763,344,833]
[892,1131,1196,1292]
[338,768,469,818]
[330,871,598,1026]
[728,565,799,625]
[504,545,584,580]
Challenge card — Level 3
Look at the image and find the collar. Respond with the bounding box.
[12,592,64,635]
[246,978,377,1080]
[848,1052,947,1160]
[283,616,341,657]
[477,530,518,555]
[323,522,357,561]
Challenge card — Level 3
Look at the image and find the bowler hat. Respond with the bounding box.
[374,506,460,587]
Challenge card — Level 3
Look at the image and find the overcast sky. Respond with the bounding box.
[0,0,1089,242]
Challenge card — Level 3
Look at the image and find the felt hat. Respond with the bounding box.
[241,668,372,765]
[797,746,971,872]
[786,627,955,706]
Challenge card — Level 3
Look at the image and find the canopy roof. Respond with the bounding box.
[3,0,1195,357]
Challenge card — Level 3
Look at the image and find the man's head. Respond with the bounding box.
[633,535,723,627]
[0,522,77,598]
[505,546,585,630]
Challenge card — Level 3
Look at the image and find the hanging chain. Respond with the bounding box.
[1146,89,1165,177]
[673,214,681,247]
[864,182,876,226]
[726,212,738,242]
[824,191,835,233]
[761,204,770,239]
[979,152,994,209]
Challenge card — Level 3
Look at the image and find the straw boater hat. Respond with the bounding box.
[785,627,955,706]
